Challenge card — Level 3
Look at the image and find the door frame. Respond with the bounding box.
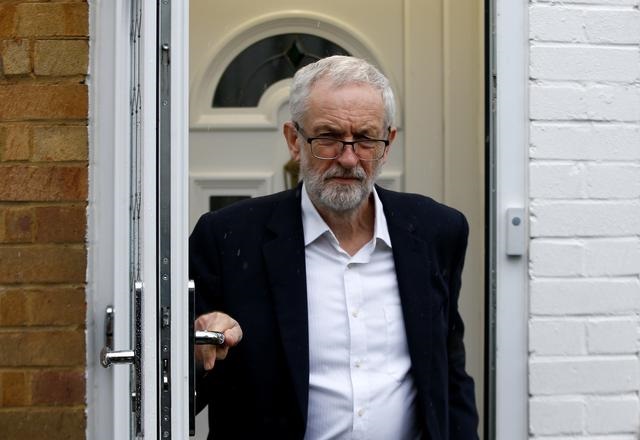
[87,0,528,438]
[488,0,529,438]
[87,1,142,438]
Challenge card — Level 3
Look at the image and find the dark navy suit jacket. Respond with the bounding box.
[189,185,479,439]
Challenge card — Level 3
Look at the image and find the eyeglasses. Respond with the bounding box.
[294,123,389,161]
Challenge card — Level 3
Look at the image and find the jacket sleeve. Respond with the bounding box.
[188,213,223,413]
[447,211,479,439]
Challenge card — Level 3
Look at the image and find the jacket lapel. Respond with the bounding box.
[262,187,310,425]
[379,187,440,437]
[385,213,435,385]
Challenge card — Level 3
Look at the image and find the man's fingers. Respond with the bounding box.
[194,311,242,370]
[215,345,230,361]
[196,344,217,370]
[222,322,243,347]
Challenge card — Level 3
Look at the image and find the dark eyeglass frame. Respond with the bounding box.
[294,122,390,161]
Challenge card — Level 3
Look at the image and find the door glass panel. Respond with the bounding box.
[212,33,350,107]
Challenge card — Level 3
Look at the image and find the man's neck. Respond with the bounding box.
[314,194,375,256]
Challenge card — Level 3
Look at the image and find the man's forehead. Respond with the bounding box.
[307,120,384,133]
[303,82,385,129]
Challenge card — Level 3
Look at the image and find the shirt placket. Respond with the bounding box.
[344,259,368,438]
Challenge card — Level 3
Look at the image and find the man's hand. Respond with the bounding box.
[194,311,243,371]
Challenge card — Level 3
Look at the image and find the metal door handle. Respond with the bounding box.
[100,306,135,367]
[195,330,225,345]
[99,282,143,435]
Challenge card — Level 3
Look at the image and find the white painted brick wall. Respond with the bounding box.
[530,319,587,355]
[529,357,639,395]
[528,1,640,438]
[585,395,640,434]
[584,239,640,276]
[530,163,640,199]
[530,84,640,121]
[530,279,640,315]
[530,200,640,237]
[530,123,640,160]
[531,5,640,44]
[531,45,640,82]
[587,318,639,354]
[533,0,639,5]
[530,397,585,435]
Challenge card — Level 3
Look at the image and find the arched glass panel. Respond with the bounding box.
[212,33,350,108]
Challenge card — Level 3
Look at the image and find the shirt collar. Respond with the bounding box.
[301,182,392,249]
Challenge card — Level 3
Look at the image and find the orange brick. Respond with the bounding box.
[34,39,87,76]
[0,371,30,407]
[0,125,31,162]
[0,84,87,121]
[0,165,87,201]
[0,287,85,327]
[35,205,86,243]
[32,126,87,162]
[0,408,85,440]
[27,287,85,327]
[2,206,35,243]
[12,3,88,38]
[0,289,28,326]
[0,5,17,39]
[0,330,85,367]
[0,245,86,284]
[31,369,84,405]
[0,39,31,76]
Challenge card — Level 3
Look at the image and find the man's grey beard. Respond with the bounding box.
[300,154,382,213]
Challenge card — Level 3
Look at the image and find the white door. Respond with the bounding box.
[88,0,191,438]
[189,0,484,437]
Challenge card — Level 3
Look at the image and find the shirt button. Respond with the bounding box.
[355,360,361,368]
[357,409,364,417]
[352,310,359,318]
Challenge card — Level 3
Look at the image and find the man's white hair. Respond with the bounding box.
[289,55,396,129]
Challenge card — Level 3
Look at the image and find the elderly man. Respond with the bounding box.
[190,55,478,439]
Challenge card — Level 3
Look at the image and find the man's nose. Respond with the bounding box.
[336,144,360,167]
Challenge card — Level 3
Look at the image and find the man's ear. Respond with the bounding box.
[380,126,397,164]
[283,122,301,161]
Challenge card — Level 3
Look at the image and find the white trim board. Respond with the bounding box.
[494,0,529,438]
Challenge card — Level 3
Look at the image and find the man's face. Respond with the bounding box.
[287,79,395,214]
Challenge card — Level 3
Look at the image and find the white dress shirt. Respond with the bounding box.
[302,184,421,440]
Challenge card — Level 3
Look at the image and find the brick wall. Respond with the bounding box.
[0,1,88,439]
[528,0,640,437]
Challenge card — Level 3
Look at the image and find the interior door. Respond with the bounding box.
[188,0,484,437]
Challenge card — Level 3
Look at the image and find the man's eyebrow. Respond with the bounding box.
[309,124,343,136]
[310,124,383,137]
